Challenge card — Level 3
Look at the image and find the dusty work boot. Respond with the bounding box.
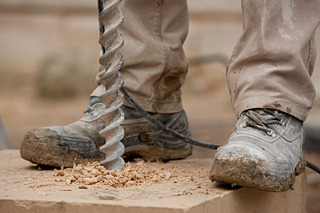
[21,99,192,167]
[121,105,192,161]
[20,97,108,167]
[210,109,306,192]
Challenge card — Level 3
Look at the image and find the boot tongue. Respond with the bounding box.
[247,109,280,122]
[256,109,276,121]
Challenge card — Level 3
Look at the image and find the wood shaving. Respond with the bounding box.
[54,161,172,188]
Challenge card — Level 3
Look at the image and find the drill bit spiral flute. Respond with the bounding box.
[95,0,125,170]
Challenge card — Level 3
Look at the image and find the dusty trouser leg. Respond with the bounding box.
[210,0,320,192]
[93,0,192,161]
[119,0,189,113]
[93,0,189,113]
[227,0,320,121]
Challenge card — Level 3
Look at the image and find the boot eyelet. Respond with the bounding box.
[241,122,248,128]
[267,129,276,137]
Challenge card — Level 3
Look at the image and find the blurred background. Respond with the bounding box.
[0,0,319,211]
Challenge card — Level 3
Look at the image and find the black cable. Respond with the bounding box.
[307,161,320,174]
[97,0,105,54]
[120,87,220,150]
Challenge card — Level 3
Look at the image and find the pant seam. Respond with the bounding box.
[151,0,169,112]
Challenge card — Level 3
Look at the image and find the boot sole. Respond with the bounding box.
[20,129,104,168]
[209,156,306,192]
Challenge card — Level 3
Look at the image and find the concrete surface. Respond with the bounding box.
[0,150,307,213]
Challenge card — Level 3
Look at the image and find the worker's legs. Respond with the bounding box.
[210,0,320,191]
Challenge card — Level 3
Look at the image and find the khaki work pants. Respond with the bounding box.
[94,0,320,121]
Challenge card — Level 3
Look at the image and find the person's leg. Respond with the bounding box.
[118,0,192,161]
[119,0,189,113]
[228,0,319,121]
[93,0,189,114]
[94,0,193,162]
[210,0,320,191]
[94,0,189,112]
[20,0,192,167]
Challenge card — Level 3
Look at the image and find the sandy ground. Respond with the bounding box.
[0,149,308,213]
[1,150,221,202]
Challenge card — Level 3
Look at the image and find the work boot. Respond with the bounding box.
[210,109,306,192]
[21,100,192,167]
[121,105,192,161]
[20,97,109,167]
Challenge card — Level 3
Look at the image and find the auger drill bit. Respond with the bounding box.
[96,0,125,170]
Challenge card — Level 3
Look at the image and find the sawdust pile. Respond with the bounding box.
[54,161,172,188]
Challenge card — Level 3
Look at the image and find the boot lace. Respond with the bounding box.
[243,109,284,137]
